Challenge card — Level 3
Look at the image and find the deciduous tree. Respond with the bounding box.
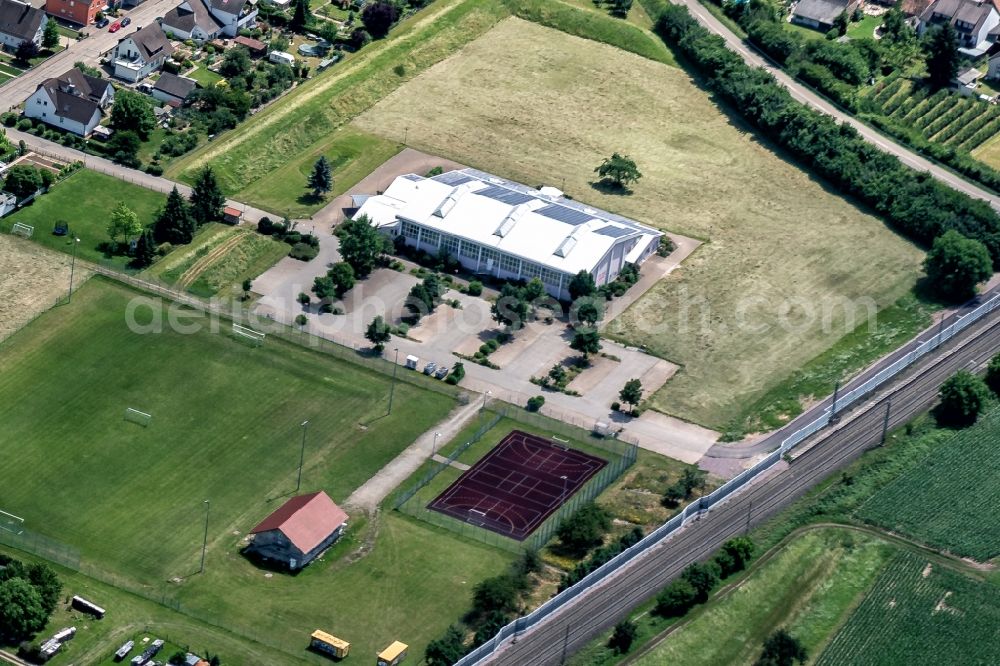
[924,230,992,303]
[619,378,643,411]
[937,369,990,427]
[107,201,142,246]
[0,578,47,642]
[594,152,642,189]
[570,327,602,360]
[365,315,391,352]
[42,21,60,49]
[556,503,611,556]
[1,165,42,200]
[608,619,638,654]
[338,214,386,277]
[568,270,596,301]
[425,625,467,666]
[361,0,399,38]
[754,629,807,666]
[110,89,155,140]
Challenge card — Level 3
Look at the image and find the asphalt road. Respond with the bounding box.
[673,0,1000,211]
[482,308,1000,665]
[0,0,179,110]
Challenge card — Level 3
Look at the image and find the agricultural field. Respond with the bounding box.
[0,234,85,343]
[351,16,924,429]
[625,528,891,666]
[868,78,1000,153]
[0,169,166,270]
[816,550,1000,665]
[142,222,288,298]
[856,408,1000,561]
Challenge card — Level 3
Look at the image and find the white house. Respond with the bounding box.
[206,0,257,37]
[151,71,197,106]
[918,0,1000,55]
[354,169,663,301]
[112,23,175,82]
[24,67,114,137]
[0,0,46,50]
[161,0,223,41]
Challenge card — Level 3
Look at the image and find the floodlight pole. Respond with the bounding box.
[199,499,210,574]
[880,400,892,445]
[67,237,80,304]
[560,475,568,499]
[296,420,309,493]
[480,390,492,414]
[433,431,441,456]
[387,347,399,415]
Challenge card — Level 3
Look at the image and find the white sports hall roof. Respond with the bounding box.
[354,168,662,275]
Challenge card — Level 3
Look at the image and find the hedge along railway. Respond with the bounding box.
[816,551,1000,665]
[856,407,1000,561]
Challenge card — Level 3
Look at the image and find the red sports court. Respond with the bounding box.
[427,430,607,540]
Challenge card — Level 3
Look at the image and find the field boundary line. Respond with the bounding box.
[175,230,248,289]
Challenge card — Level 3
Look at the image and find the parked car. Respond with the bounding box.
[121,17,131,26]
[434,366,449,380]
[95,17,109,28]
[109,21,121,32]
[423,362,437,376]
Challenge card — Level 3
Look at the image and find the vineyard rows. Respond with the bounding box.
[856,408,1000,560]
[817,551,1000,665]
[870,78,1000,151]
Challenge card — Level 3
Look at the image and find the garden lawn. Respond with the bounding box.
[185,66,223,88]
[241,127,403,217]
[0,169,166,269]
[972,129,1000,171]
[351,17,924,430]
[0,278,455,582]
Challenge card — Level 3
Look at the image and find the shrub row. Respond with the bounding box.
[655,5,1000,265]
[932,103,984,145]
[922,98,974,139]
[946,107,1000,149]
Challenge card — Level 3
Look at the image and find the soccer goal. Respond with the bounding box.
[0,510,25,535]
[467,509,487,527]
[124,407,152,427]
[11,222,33,239]
[232,323,265,346]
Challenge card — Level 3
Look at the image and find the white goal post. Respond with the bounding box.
[0,510,25,535]
[124,407,152,427]
[11,222,33,239]
[467,509,487,526]
[232,323,265,346]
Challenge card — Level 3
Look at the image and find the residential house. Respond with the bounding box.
[245,491,348,570]
[24,67,114,136]
[112,23,174,82]
[0,0,46,50]
[207,0,257,37]
[918,0,1000,55]
[790,0,860,31]
[151,71,197,106]
[44,0,101,27]
[161,0,223,41]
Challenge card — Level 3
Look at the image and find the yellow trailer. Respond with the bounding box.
[311,630,351,659]
[376,641,408,666]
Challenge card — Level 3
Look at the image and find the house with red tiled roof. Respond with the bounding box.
[245,491,348,570]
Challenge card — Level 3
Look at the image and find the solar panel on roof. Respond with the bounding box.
[536,204,596,226]
[401,174,423,182]
[432,172,475,186]
[594,225,634,238]
[474,185,534,206]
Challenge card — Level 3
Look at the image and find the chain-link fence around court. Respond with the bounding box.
[394,406,638,554]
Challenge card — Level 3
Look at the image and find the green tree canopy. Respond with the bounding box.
[937,369,990,427]
[923,230,992,303]
[556,503,611,556]
[153,186,196,245]
[2,165,42,200]
[132,228,157,268]
[425,625,467,666]
[365,315,391,352]
[568,270,596,301]
[308,156,333,197]
[25,563,61,616]
[572,297,604,328]
[15,39,39,63]
[291,0,312,31]
[219,46,252,78]
[754,629,808,666]
[471,575,520,615]
[0,578,47,642]
[107,129,141,168]
[571,327,602,360]
[681,561,721,603]
[107,201,142,245]
[189,166,226,225]
[491,283,531,331]
[361,0,399,38]
[338,215,387,277]
[328,261,356,297]
[654,578,697,617]
[608,619,638,654]
[594,152,642,189]
[986,353,1000,395]
[110,89,155,140]
[42,20,60,49]
[619,378,643,410]
[925,23,959,90]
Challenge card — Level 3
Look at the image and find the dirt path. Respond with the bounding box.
[343,397,483,513]
[176,231,246,289]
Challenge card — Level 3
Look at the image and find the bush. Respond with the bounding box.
[15,118,31,130]
[526,395,545,412]
[1,112,17,127]
[294,313,308,326]
[467,279,483,296]
[654,578,698,617]
[257,216,275,235]
[556,503,610,556]
[611,401,621,411]
[145,163,164,176]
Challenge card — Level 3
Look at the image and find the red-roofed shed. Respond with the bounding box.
[246,491,348,570]
[234,35,267,57]
[223,206,243,224]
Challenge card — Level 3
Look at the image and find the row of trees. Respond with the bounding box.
[656,5,1000,272]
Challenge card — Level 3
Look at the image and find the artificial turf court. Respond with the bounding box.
[428,430,607,540]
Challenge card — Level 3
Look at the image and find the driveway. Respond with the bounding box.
[1,0,181,108]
